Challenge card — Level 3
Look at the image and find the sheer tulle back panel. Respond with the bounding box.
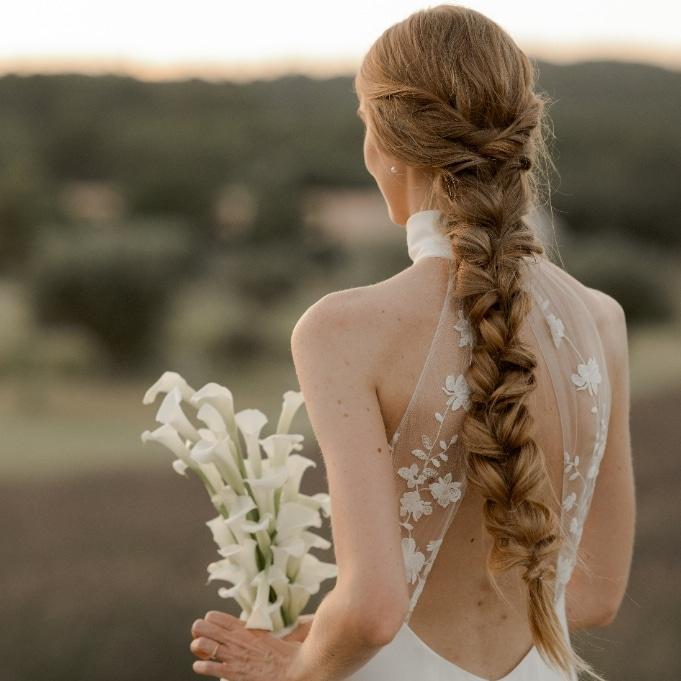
[523,256,612,604]
[389,253,612,621]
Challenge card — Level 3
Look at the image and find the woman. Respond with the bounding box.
[189,5,635,680]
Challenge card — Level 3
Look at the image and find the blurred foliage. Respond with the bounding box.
[561,233,678,326]
[0,61,679,374]
[26,220,196,373]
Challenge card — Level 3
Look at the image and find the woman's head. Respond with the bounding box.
[354,3,551,226]
[356,99,434,225]
[355,6,603,681]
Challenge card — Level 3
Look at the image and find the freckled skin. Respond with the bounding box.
[377,447,382,453]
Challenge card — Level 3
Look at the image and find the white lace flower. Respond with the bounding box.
[398,463,421,488]
[571,356,602,396]
[569,516,581,536]
[556,555,574,585]
[400,490,433,521]
[453,309,474,347]
[426,538,443,553]
[546,313,565,348]
[402,537,426,585]
[429,472,463,508]
[443,374,471,411]
[562,491,577,511]
[564,451,580,481]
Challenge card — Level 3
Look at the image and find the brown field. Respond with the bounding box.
[0,380,679,681]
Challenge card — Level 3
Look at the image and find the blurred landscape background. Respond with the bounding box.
[1,58,680,680]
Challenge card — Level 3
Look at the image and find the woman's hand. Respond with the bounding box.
[190,610,307,680]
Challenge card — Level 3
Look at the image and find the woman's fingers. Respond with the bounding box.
[191,619,233,647]
[190,636,221,660]
[192,659,230,678]
[205,610,245,631]
[190,614,275,662]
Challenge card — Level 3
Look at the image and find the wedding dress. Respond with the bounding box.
[346,209,611,681]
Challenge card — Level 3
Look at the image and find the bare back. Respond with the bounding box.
[364,252,623,680]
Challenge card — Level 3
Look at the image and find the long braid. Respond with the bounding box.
[355,5,610,681]
[435,118,574,674]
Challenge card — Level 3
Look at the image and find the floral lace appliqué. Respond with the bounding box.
[530,285,609,597]
[393,307,472,610]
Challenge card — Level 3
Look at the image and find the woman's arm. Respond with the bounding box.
[565,292,636,631]
[286,288,410,681]
[284,583,402,681]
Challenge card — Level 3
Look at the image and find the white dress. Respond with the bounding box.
[346,209,611,681]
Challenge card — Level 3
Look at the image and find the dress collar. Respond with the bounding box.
[405,209,454,263]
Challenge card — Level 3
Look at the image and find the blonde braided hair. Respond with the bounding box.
[355,5,607,680]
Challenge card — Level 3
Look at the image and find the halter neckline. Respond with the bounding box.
[405,209,454,263]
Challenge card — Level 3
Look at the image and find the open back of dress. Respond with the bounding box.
[349,250,611,681]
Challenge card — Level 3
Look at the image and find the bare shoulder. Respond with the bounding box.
[291,268,423,381]
[290,275,402,382]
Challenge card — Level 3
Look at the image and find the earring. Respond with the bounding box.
[390,165,398,174]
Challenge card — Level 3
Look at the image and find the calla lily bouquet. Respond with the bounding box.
[140,371,337,637]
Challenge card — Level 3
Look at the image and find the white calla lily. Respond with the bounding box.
[276,501,323,543]
[295,552,338,588]
[281,454,317,502]
[197,462,224,497]
[191,437,245,495]
[286,583,311,624]
[217,582,254,615]
[260,433,304,467]
[311,492,332,518]
[206,555,242,585]
[241,514,272,533]
[275,534,307,559]
[206,515,237,549]
[296,491,332,518]
[143,370,196,405]
[155,387,200,441]
[241,511,274,562]
[245,463,289,519]
[190,382,237,434]
[208,559,255,613]
[172,459,189,477]
[246,571,275,630]
[196,402,227,433]
[210,484,237,515]
[276,390,305,434]
[235,408,268,477]
[285,553,339,620]
[141,423,195,469]
[301,530,332,551]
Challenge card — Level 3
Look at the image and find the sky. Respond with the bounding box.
[0,0,678,81]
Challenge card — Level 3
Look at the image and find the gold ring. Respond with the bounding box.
[209,641,220,661]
